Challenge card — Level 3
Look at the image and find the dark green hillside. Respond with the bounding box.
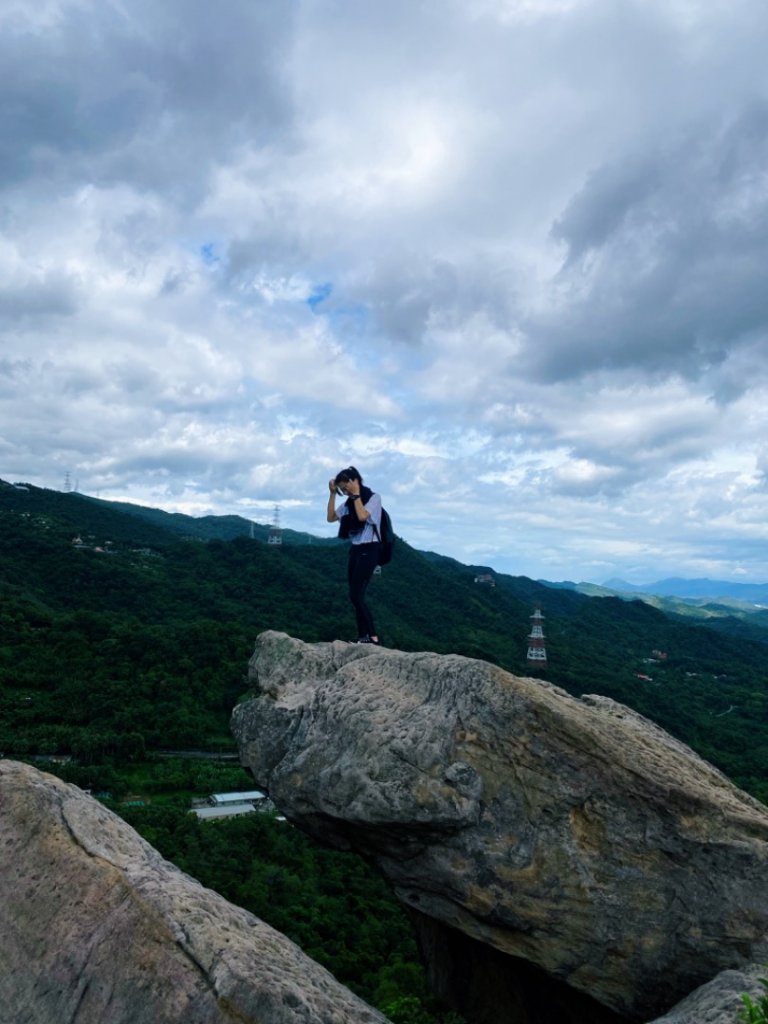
[2,479,768,798]
[79,492,337,546]
[0,482,532,758]
[548,576,768,641]
[0,482,179,549]
[668,604,768,643]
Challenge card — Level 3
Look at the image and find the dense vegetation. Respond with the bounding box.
[2,479,768,1019]
[741,975,768,1024]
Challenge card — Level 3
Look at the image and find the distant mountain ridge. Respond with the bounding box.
[0,479,336,548]
[602,576,768,604]
[541,575,768,638]
[76,492,338,547]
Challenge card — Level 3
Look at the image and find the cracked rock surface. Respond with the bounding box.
[0,759,387,1024]
[233,631,768,1023]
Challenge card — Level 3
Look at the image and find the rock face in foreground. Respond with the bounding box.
[233,632,768,1024]
[0,759,387,1024]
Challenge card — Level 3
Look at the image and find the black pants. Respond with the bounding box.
[347,542,380,638]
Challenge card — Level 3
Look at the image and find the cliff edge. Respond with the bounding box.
[232,631,768,1023]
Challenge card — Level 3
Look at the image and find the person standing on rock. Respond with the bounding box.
[327,466,382,645]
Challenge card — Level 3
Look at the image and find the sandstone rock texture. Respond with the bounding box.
[0,759,387,1024]
[233,631,768,1023]
[649,962,768,1024]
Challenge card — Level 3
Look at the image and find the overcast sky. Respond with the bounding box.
[2,0,768,583]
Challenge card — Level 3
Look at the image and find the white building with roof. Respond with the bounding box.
[210,790,266,806]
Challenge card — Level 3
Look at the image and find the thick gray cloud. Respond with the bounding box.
[2,0,768,583]
[0,0,293,197]
[539,105,768,384]
[0,272,78,321]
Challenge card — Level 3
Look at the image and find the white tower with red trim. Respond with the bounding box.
[526,607,547,668]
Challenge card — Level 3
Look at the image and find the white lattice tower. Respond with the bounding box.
[526,606,547,667]
[268,504,283,545]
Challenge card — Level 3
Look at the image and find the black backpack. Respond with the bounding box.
[374,507,395,565]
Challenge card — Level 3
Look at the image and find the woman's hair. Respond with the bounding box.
[334,466,362,487]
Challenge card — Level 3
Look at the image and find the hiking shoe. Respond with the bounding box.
[348,636,380,645]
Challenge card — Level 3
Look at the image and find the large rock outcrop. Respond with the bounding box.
[232,631,768,1024]
[0,759,387,1024]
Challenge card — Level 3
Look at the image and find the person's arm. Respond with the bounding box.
[327,480,339,522]
[346,485,370,522]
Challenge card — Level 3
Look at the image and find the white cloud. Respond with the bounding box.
[3,0,768,583]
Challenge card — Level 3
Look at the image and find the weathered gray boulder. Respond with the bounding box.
[648,962,767,1023]
[0,759,387,1024]
[232,631,768,1023]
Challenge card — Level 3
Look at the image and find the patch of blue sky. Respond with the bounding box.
[307,281,333,310]
[318,301,370,329]
[311,293,374,343]
[200,242,221,266]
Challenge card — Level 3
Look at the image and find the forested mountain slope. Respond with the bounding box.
[549,576,768,641]
[1,480,767,800]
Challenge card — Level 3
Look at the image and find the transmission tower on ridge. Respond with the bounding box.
[268,505,283,545]
[526,606,548,670]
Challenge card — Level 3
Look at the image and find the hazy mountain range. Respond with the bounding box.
[601,577,768,604]
[542,576,768,636]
